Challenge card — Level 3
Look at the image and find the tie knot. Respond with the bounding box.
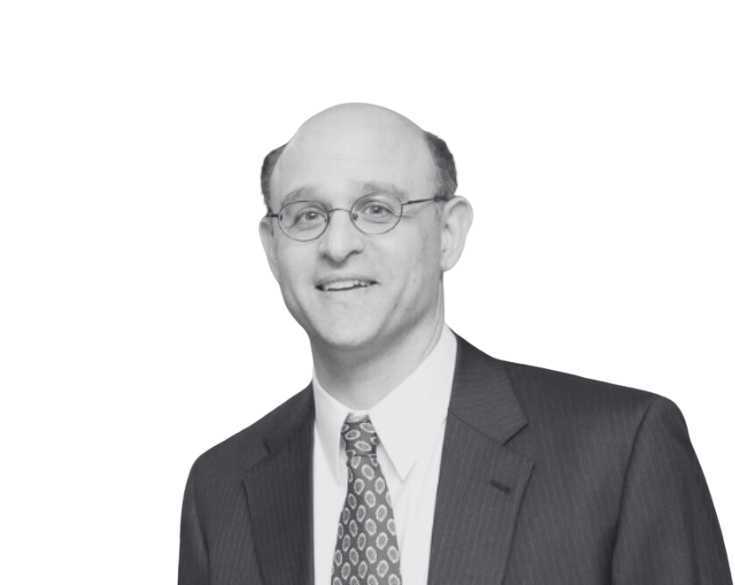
[341,414,380,458]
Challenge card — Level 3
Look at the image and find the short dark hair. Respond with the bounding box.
[260,130,457,211]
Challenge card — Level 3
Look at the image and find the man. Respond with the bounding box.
[178,103,732,585]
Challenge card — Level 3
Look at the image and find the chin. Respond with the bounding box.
[309,318,384,350]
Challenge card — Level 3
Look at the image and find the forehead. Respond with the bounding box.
[270,109,435,207]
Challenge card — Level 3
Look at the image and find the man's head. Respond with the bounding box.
[259,103,473,352]
[261,124,458,212]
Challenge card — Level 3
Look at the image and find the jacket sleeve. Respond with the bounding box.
[178,459,209,585]
[611,396,732,584]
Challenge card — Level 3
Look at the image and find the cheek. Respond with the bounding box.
[274,247,315,291]
[411,223,442,265]
[384,231,442,289]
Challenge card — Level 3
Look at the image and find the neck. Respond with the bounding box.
[310,299,445,411]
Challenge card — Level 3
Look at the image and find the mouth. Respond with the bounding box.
[315,278,378,292]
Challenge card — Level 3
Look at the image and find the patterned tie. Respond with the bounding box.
[330,414,403,585]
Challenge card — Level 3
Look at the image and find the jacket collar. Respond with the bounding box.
[242,330,534,585]
[312,323,457,483]
[251,329,528,457]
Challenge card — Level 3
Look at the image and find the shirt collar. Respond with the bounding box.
[313,324,457,482]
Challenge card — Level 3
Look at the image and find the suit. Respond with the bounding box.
[178,332,732,585]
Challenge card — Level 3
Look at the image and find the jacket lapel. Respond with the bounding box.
[241,386,316,585]
[427,333,535,585]
[242,332,534,585]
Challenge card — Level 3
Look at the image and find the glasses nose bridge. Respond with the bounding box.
[317,204,365,249]
[326,206,356,219]
[323,206,359,232]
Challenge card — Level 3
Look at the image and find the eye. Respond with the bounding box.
[294,209,323,223]
[364,203,391,217]
[282,203,327,231]
[355,197,399,222]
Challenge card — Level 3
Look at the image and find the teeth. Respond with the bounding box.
[322,279,373,291]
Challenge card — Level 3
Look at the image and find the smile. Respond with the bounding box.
[316,279,377,292]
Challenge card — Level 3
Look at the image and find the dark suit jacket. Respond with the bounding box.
[179,333,732,585]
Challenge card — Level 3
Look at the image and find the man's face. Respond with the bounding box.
[259,105,446,351]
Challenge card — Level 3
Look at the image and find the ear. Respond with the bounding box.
[259,216,281,281]
[438,196,473,271]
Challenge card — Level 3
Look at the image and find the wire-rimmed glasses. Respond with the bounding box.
[265,192,449,242]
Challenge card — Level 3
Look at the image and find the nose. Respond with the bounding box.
[317,208,365,263]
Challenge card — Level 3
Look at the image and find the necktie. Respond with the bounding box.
[330,414,403,585]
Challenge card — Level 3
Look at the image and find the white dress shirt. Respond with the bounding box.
[312,324,457,585]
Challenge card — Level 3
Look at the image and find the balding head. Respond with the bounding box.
[261,103,456,211]
[257,102,473,357]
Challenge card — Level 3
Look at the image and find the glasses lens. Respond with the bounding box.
[280,201,328,240]
[352,193,401,234]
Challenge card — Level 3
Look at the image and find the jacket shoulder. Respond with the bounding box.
[488,355,694,485]
[187,384,312,481]
[497,356,680,432]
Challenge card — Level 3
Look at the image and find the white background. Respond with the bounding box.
[1,1,733,583]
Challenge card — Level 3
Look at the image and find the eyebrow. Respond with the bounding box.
[279,182,408,206]
[281,186,316,205]
[359,182,408,198]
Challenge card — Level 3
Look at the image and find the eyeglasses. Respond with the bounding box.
[265,192,449,242]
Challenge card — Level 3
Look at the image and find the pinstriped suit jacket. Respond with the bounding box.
[178,332,732,585]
